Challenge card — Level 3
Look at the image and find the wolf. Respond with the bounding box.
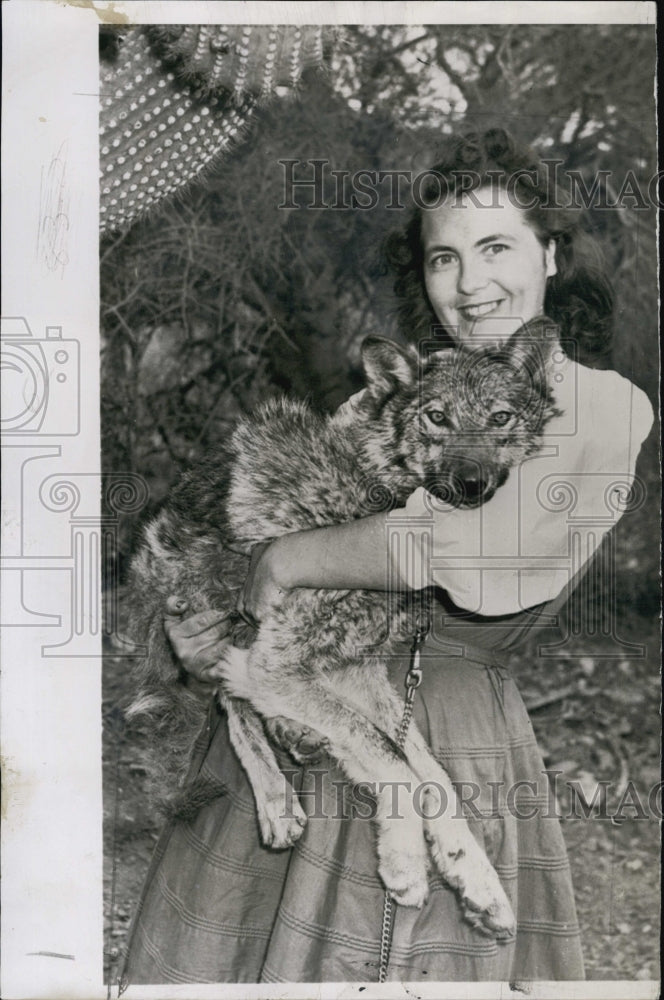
[126,318,560,935]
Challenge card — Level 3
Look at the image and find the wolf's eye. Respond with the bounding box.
[425,409,449,427]
[489,410,513,427]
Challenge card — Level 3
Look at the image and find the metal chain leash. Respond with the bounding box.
[378,615,430,983]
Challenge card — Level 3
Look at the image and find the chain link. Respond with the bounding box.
[378,616,430,983]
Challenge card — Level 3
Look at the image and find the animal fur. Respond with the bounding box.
[126,318,560,935]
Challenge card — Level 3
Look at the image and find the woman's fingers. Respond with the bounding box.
[163,597,232,683]
[235,607,260,629]
[166,609,232,640]
[170,633,229,680]
[164,595,189,617]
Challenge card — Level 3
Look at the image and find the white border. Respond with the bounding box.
[40,1,657,25]
[2,3,101,999]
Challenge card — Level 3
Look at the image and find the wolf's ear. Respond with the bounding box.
[361,337,417,400]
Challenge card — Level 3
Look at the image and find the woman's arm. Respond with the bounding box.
[239,496,519,623]
[240,369,654,623]
[238,513,400,620]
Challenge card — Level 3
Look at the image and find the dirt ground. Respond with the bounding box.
[102,605,660,988]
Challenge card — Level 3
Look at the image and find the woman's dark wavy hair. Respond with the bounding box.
[384,127,614,363]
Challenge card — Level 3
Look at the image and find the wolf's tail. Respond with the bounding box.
[125,644,226,819]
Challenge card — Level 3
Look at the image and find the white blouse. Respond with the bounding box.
[383,358,654,615]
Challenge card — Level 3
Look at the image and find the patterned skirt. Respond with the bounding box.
[120,609,584,985]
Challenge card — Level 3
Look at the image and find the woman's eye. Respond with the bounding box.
[489,410,513,427]
[428,252,456,269]
[425,410,449,427]
[486,243,509,256]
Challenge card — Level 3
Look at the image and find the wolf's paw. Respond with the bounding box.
[256,792,307,850]
[265,716,329,765]
[428,833,515,937]
[458,883,515,938]
[378,847,429,909]
[464,859,515,937]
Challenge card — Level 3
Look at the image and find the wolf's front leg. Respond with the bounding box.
[220,668,306,849]
[223,644,430,907]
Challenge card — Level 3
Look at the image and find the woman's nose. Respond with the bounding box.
[456,257,489,296]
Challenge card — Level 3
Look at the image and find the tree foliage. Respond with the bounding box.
[101,24,658,588]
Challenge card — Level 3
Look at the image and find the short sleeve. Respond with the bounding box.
[633,381,655,447]
[386,366,654,616]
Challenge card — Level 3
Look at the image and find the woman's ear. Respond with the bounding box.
[545,239,557,279]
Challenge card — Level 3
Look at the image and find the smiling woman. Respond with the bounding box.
[121,128,653,985]
[421,186,557,348]
[387,129,615,366]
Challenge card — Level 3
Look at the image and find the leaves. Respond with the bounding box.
[101,23,657,575]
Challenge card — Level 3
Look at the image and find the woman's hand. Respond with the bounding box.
[236,541,288,625]
[163,596,232,700]
[164,596,327,761]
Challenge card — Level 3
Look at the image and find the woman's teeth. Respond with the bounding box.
[460,301,501,318]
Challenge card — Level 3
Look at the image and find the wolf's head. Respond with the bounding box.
[357,325,561,508]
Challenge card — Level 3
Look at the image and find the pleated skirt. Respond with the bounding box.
[120,635,584,985]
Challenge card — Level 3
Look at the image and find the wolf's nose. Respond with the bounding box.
[460,478,489,504]
[450,461,488,500]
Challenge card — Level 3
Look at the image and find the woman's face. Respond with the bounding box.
[421,185,557,348]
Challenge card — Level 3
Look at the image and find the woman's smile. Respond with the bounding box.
[457,298,505,320]
[422,185,557,348]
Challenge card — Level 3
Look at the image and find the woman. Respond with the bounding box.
[120,129,653,984]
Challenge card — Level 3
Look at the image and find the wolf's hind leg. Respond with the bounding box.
[222,692,307,849]
[333,662,515,936]
[398,724,515,936]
